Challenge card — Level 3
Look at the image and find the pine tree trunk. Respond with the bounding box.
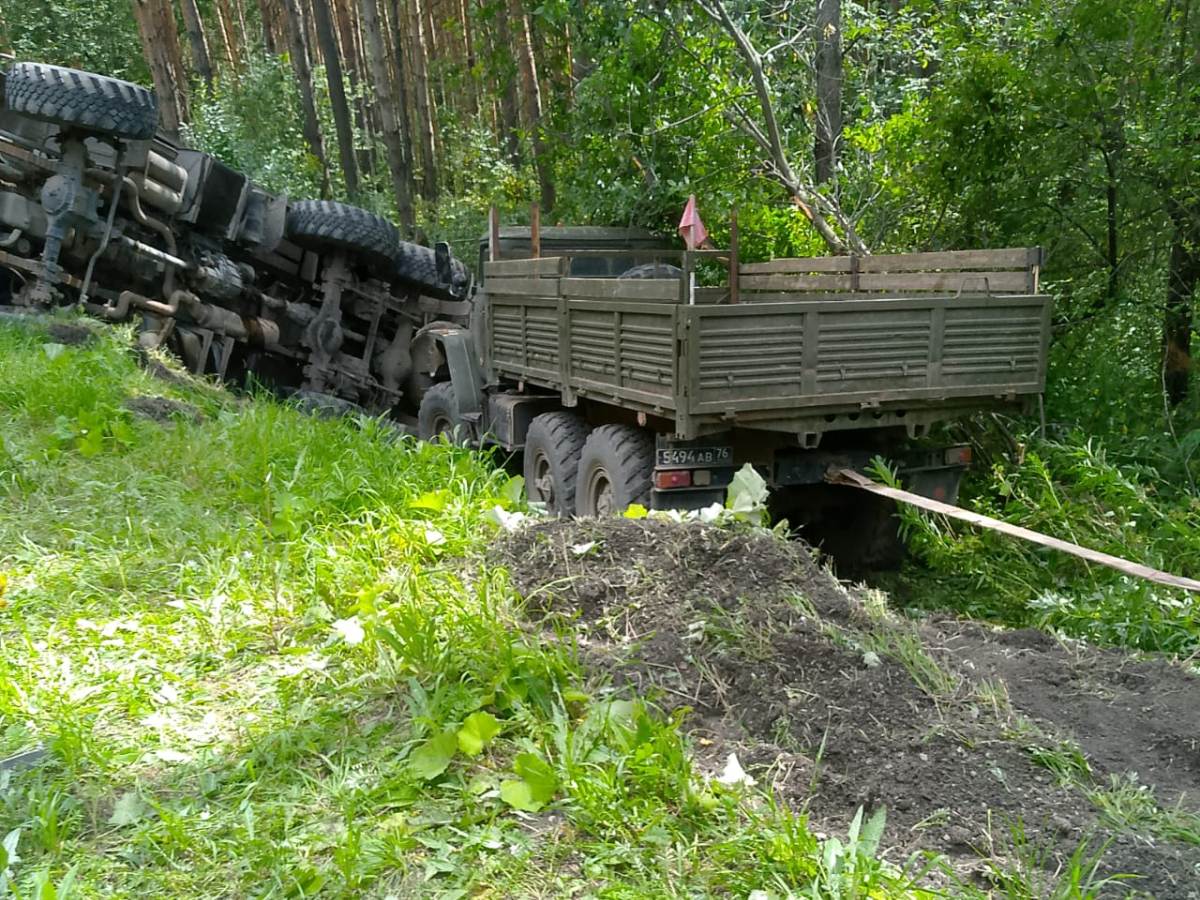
[387,0,415,158]
[458,0,478,116]
[507,0,553,212]
[281,0,330,194]
[333,0,372,177]
[406,0,439,201]
[132,0,189,136]
[216,0,243,71]
[814,0,843,185]
[234,0,252,50]
[360,0,414,231]
[490,6,521,166]
[178,0,214,88]
[312,0,361,198]
[257,0,281,53]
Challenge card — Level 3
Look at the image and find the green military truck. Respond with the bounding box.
[415,226,1050,553]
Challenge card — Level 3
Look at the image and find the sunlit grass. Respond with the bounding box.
[0,318,932,898]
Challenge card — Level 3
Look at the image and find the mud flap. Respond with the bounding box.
[436,327,484,422]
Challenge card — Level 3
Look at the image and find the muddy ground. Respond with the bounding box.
[492,518,1200,898]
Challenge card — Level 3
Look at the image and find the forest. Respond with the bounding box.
[1,0,1200,895]
[8,0,1189,641]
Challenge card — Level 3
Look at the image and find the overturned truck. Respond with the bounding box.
[0,61,471,418]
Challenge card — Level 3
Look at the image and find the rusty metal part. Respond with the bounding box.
[127,172,182,214]
[78,175,123,303]
[120,175,179,297]
[145,149,187,192]
[376,319,413,392]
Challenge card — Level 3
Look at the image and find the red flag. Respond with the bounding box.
[678,194,709,251]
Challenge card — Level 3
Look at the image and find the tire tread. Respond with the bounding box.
[5,62,158,140]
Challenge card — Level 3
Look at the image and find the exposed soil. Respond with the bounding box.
[123,395,205,423]
[492,518,1200,898]
[46,321,99,346]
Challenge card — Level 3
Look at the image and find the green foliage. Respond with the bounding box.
[184,53,325,201]
[0,0,146,84]
[891,435,1200,653]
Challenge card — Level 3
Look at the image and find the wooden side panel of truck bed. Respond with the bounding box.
[482,251,1051,436]
[685,295,1050,415]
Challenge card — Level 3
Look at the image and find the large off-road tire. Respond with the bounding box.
[393,240,471,300]
[417,380,471,444]
[575,424,655,517]
[286,200,399,273]
[4,62,158,141]
[523,412,590,515]
[619,263,683,279]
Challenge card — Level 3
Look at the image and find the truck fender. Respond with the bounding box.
[410,321,484,419]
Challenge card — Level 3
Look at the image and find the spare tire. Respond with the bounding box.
[4,62,158,141]
[286,200,399,274]
[393,240,471,300]
[619,262,683,279]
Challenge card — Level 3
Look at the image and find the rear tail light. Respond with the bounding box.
[654,469,692,489]
[944,446,973,466]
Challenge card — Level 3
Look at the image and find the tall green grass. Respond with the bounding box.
[887,436,1200,655]
[0,319,933,897]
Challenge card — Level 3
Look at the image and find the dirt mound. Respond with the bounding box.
[123,395,205,423]
[494,518,1200,897]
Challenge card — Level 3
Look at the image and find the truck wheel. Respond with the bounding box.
[619,263,683,279]
[393,241,471,300]
[4,62,158,141]
[524,412,590,515]
[286,200,399,274]
[417,381,470,444]
[575,424,654,517]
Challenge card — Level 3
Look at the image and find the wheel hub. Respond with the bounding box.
[588,468,615,517]
[533,452,555,505]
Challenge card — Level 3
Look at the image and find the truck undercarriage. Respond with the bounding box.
[0,61,473,421]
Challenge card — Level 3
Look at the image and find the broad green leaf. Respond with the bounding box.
[726,464,767,518]
[456,711,502,756]
[108,791,146,826]
[408,729,458,780]
[409,490,450,512]
[499,779,539,811]
[859,806,887,858]
[513,753,557,803]
[499,753,558,812]
[499,475,525,506]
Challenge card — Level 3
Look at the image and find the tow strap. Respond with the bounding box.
[829,468,1200,595]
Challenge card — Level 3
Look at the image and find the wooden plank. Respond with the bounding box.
[739,256,853,275]
[856,248,1033,272]
[484,276,562,296]
[485,257,566,277]
[857,271,1032,293]
[830,469,1200,595]
[741,273,855,292]
[562,277,681,302]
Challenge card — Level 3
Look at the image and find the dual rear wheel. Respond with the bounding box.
[524,415,654,517]
[417,383,655,517]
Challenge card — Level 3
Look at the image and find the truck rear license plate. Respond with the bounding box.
[657,446,732,467]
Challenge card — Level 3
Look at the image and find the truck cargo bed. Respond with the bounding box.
[483,250,1051,441]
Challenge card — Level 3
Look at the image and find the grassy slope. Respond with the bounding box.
[0,320,922,898]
